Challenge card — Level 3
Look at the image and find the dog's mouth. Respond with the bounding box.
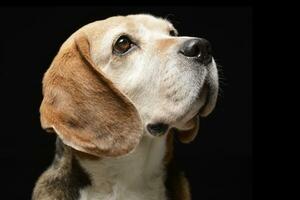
[146,60,218,137]
[146,83,210,137]
[146,123,169,137]
[198,76,219,117]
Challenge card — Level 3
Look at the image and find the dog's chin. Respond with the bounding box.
[146,104,202,137]
[146,86,209,137]
[172,86,208,131]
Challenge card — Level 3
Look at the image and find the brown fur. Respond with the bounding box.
[35,15,198,200]
[167,172,192,200]
[40,34,143,157]
[156,38,177,53]
[164,132,174,165]
[173,173,192,200]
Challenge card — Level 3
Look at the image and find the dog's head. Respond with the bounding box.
[40,14,218,157]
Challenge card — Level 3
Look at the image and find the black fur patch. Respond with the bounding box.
[32,138,91,200]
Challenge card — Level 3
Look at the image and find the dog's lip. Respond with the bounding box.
[197,82,210,115]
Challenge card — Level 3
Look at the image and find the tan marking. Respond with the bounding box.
[176,173,192,200]
[156,38,177,53]
[40,33,143,157]
[163,131,174,165]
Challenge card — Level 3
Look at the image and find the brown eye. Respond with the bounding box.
[113,35,133,55]
[169,30,176,36]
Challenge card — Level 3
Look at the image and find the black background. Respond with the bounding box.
[0,6,252,200]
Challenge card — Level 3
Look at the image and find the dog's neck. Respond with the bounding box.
[76,133,168,199]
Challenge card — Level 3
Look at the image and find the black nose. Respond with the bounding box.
[179,38,212,65]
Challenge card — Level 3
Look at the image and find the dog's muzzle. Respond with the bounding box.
[147,38,215,137]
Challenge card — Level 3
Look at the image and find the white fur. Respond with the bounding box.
[75,14,218,200]
[87,15,218,131]
[78,134,167,200]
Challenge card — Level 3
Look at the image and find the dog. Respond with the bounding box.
[32,14,219,200]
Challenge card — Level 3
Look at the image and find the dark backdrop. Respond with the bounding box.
[0,6,252,200]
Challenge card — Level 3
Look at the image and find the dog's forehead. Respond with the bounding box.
[60,15,175,52]
[127,14,174,31]
[83,14,174,38]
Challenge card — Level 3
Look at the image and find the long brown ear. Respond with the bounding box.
[175,115,199,143]
[40,34,142,157]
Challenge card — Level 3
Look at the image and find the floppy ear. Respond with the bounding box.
[40,34,143,157]
[175,115,199,143]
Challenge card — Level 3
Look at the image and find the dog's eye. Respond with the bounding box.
[169,30,177,36]
[113,36,134,55]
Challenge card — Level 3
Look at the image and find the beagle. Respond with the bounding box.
[32,14,219,200]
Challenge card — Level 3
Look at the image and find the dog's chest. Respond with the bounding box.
[78,135,167,200]
[79,181,166,200]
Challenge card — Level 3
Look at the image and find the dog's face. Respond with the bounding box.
[86,14,218,136]
[40,14,218,157]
